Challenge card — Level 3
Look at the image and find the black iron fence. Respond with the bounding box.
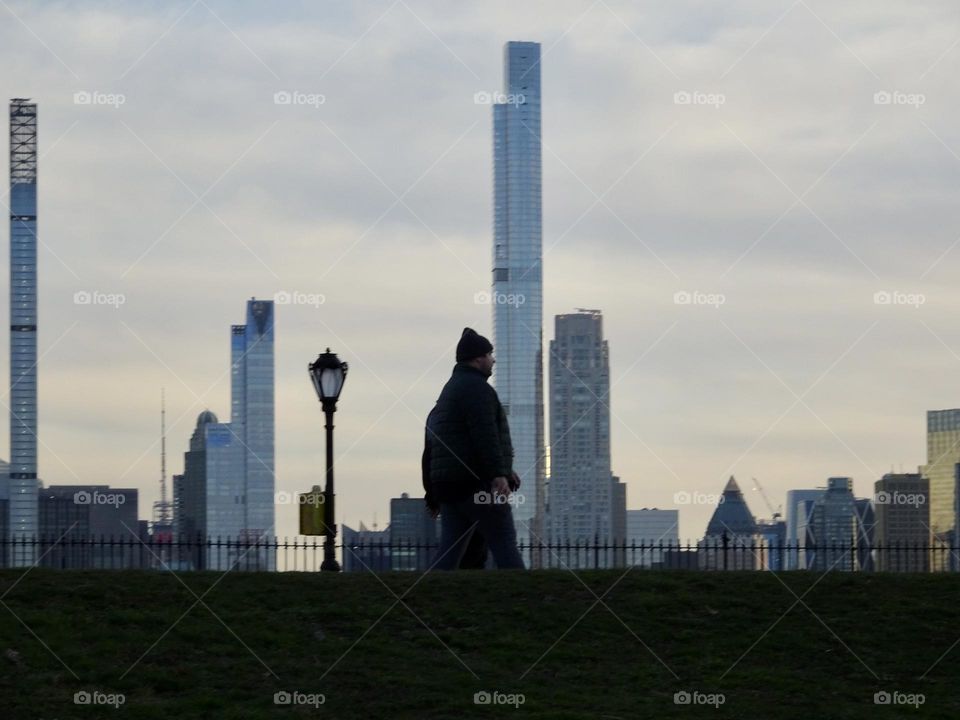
[0,535,953,573]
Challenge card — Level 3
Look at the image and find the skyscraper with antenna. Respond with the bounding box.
[152,388,173,545]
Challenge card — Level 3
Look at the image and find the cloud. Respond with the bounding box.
[2,0,960,538]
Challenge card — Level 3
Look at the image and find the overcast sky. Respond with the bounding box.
[3,0,960,539]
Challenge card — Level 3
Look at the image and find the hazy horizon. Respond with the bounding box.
[3,0,960,539]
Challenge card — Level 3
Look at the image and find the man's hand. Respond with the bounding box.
[491,476,511,498]
[509,471,521,492]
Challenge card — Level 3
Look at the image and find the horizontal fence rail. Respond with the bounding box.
[0,536,953,573]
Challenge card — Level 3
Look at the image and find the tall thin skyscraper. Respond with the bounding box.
[547,311,612,557]
[8,99,38,567]
[492,41,545,552]
[235,298,275,556]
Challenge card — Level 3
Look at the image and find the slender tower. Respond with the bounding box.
[492,43,545,558]
[152,388,173,535]
[8,99,38,567]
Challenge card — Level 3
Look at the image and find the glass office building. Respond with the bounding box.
[492,41,546,555]
[808,477,857,572]
[785,489,824,570]
[234,299,275,563]
[8,99,38,566]
[173,300,275,570]
[204,422,247,569]
[920,409,960,571]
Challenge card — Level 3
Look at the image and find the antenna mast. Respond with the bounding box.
[152,388,173,528]
[161,387,168,511]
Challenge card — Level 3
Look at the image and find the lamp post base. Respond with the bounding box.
[321,557,341,572]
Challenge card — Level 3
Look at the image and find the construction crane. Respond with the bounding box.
[751,477,782,521]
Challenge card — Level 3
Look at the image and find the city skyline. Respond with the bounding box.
[4,3,960,541]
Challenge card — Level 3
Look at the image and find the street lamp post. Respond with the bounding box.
[309,348,348,572]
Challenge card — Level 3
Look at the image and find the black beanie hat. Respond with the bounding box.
[456,327,493,362]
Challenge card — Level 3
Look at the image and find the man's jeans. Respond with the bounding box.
[434,497,525,570]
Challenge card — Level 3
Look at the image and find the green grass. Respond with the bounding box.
[0,569,958,718]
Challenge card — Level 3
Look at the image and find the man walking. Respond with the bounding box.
[422,405,489,568]
[425,328,524,570]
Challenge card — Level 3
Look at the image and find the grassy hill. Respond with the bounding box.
[1,568,958,718]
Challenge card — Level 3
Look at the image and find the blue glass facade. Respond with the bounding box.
[190,299,275,571]
[238,299,275,564]
[204,421,246,569]
[8,99,38,566]
[492,43,546,549]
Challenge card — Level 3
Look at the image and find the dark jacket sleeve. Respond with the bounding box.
[422,411,437,510]
[464,384,509,483]
[498,403,514,475]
